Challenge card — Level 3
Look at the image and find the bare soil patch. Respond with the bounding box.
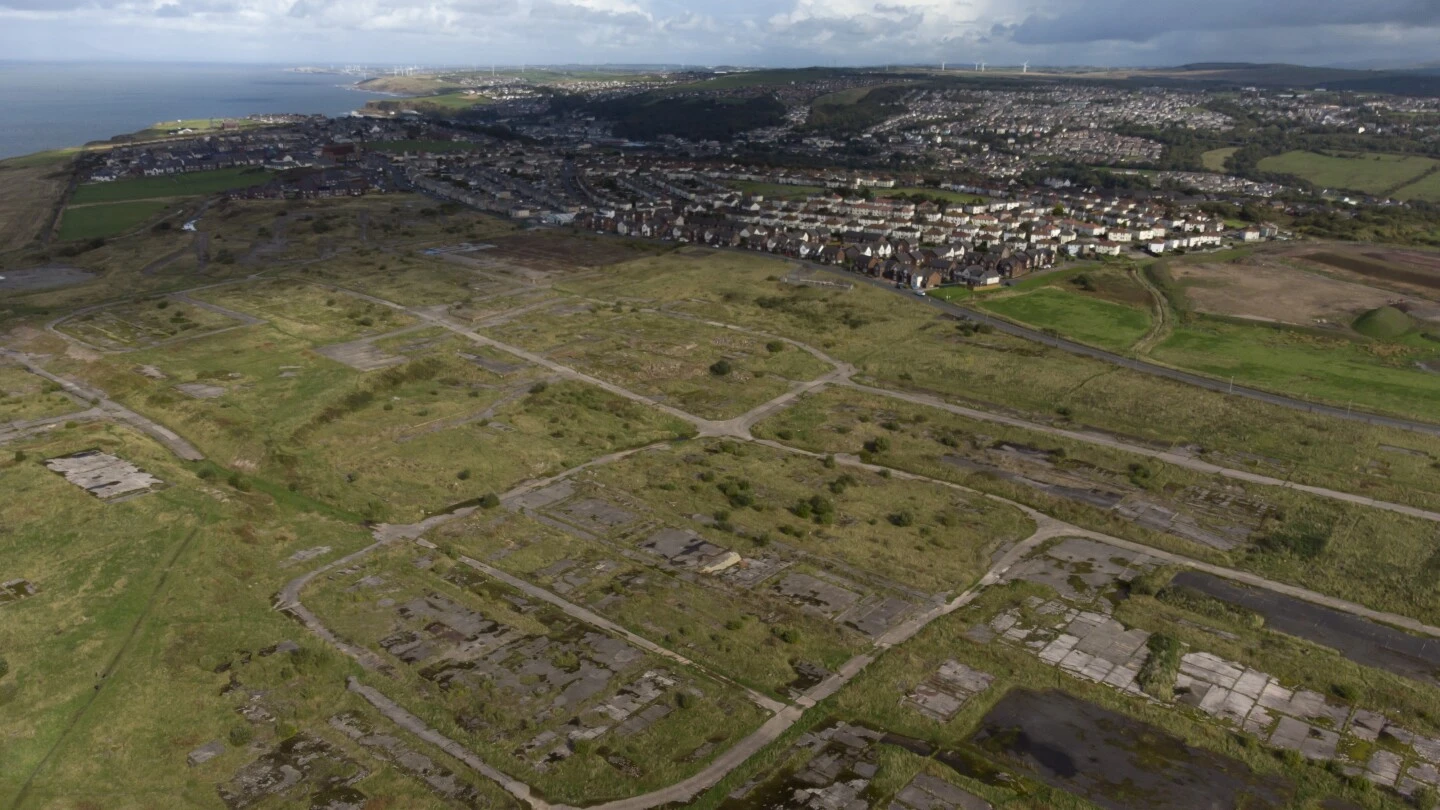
[1171,259,1412,326]
[1290,247,1440,297]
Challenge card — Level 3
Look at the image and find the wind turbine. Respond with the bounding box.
[980,61,987,72]
[1022,61,1029,74]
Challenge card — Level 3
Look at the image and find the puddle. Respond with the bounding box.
[974,689,1289,810]
[1173,571,1440,686]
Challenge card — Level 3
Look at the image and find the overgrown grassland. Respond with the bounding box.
[0,424,405,808]
[436,510,868,695]
[556,249,1440,513]
[754,386,1440,626]
[0,364,83,422]
[56,297,241,350]
[58,327,692,522]
[585,440,1033,595]
[307,542,768,804]
[193,278,416,344]
[480,305,833,420]
[818,582,1396,810]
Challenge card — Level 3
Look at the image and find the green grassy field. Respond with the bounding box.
[1256,151,1437,195]
[1151,317,1440,421]
[71,167,275,205]
[0,148,81,170]
[57,200,171,241]
[1201,147,1237,172]
[1391,168,1440,202]
[977,286,1152,352]
[727,181,831,199]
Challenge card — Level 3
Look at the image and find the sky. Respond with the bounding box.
[1,0,1438,69]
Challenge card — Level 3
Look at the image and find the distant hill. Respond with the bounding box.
[1092,62,1440,97]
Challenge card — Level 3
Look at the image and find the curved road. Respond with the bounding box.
[818,267,1440,438]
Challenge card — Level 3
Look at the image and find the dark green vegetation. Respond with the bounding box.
[71,167,274,205]
[1353,306,1416,340]
[806,85,912,133]
[57,201,171,241]
[581,94,786,142]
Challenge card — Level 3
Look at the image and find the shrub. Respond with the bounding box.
[1256,518,1332,560]
[676,692,696,709]
[0,656,8,679]
[12,451,25,463]
[228,724,254,746]
[709,359,732,376]
[888,510,915,527]
[479,493,501,509]
[529,381,549,395]
[765,340,785,353]
[457,469,471,480]
[1137,633,1182,699]
[864,436,890,453]
[773,627,800,644]
[717,477,755,508]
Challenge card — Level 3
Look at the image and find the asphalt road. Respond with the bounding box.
[817,267,1440,438]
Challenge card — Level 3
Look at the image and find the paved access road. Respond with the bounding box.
[821,268,1440,438]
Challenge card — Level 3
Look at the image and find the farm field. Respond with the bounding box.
[70,167,275,205]
[57,200,171,241]
[1256,150,1437,195]
[1392,169,1440,203]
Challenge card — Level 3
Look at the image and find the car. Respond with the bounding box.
[913,289,927,296]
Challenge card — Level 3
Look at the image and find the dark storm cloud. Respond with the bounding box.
[1011,0,1440,44]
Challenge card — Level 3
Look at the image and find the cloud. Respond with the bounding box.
[1010,0,1440,44]
[0,0,1437,67]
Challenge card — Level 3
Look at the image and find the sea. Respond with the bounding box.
[0,62,388,161]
